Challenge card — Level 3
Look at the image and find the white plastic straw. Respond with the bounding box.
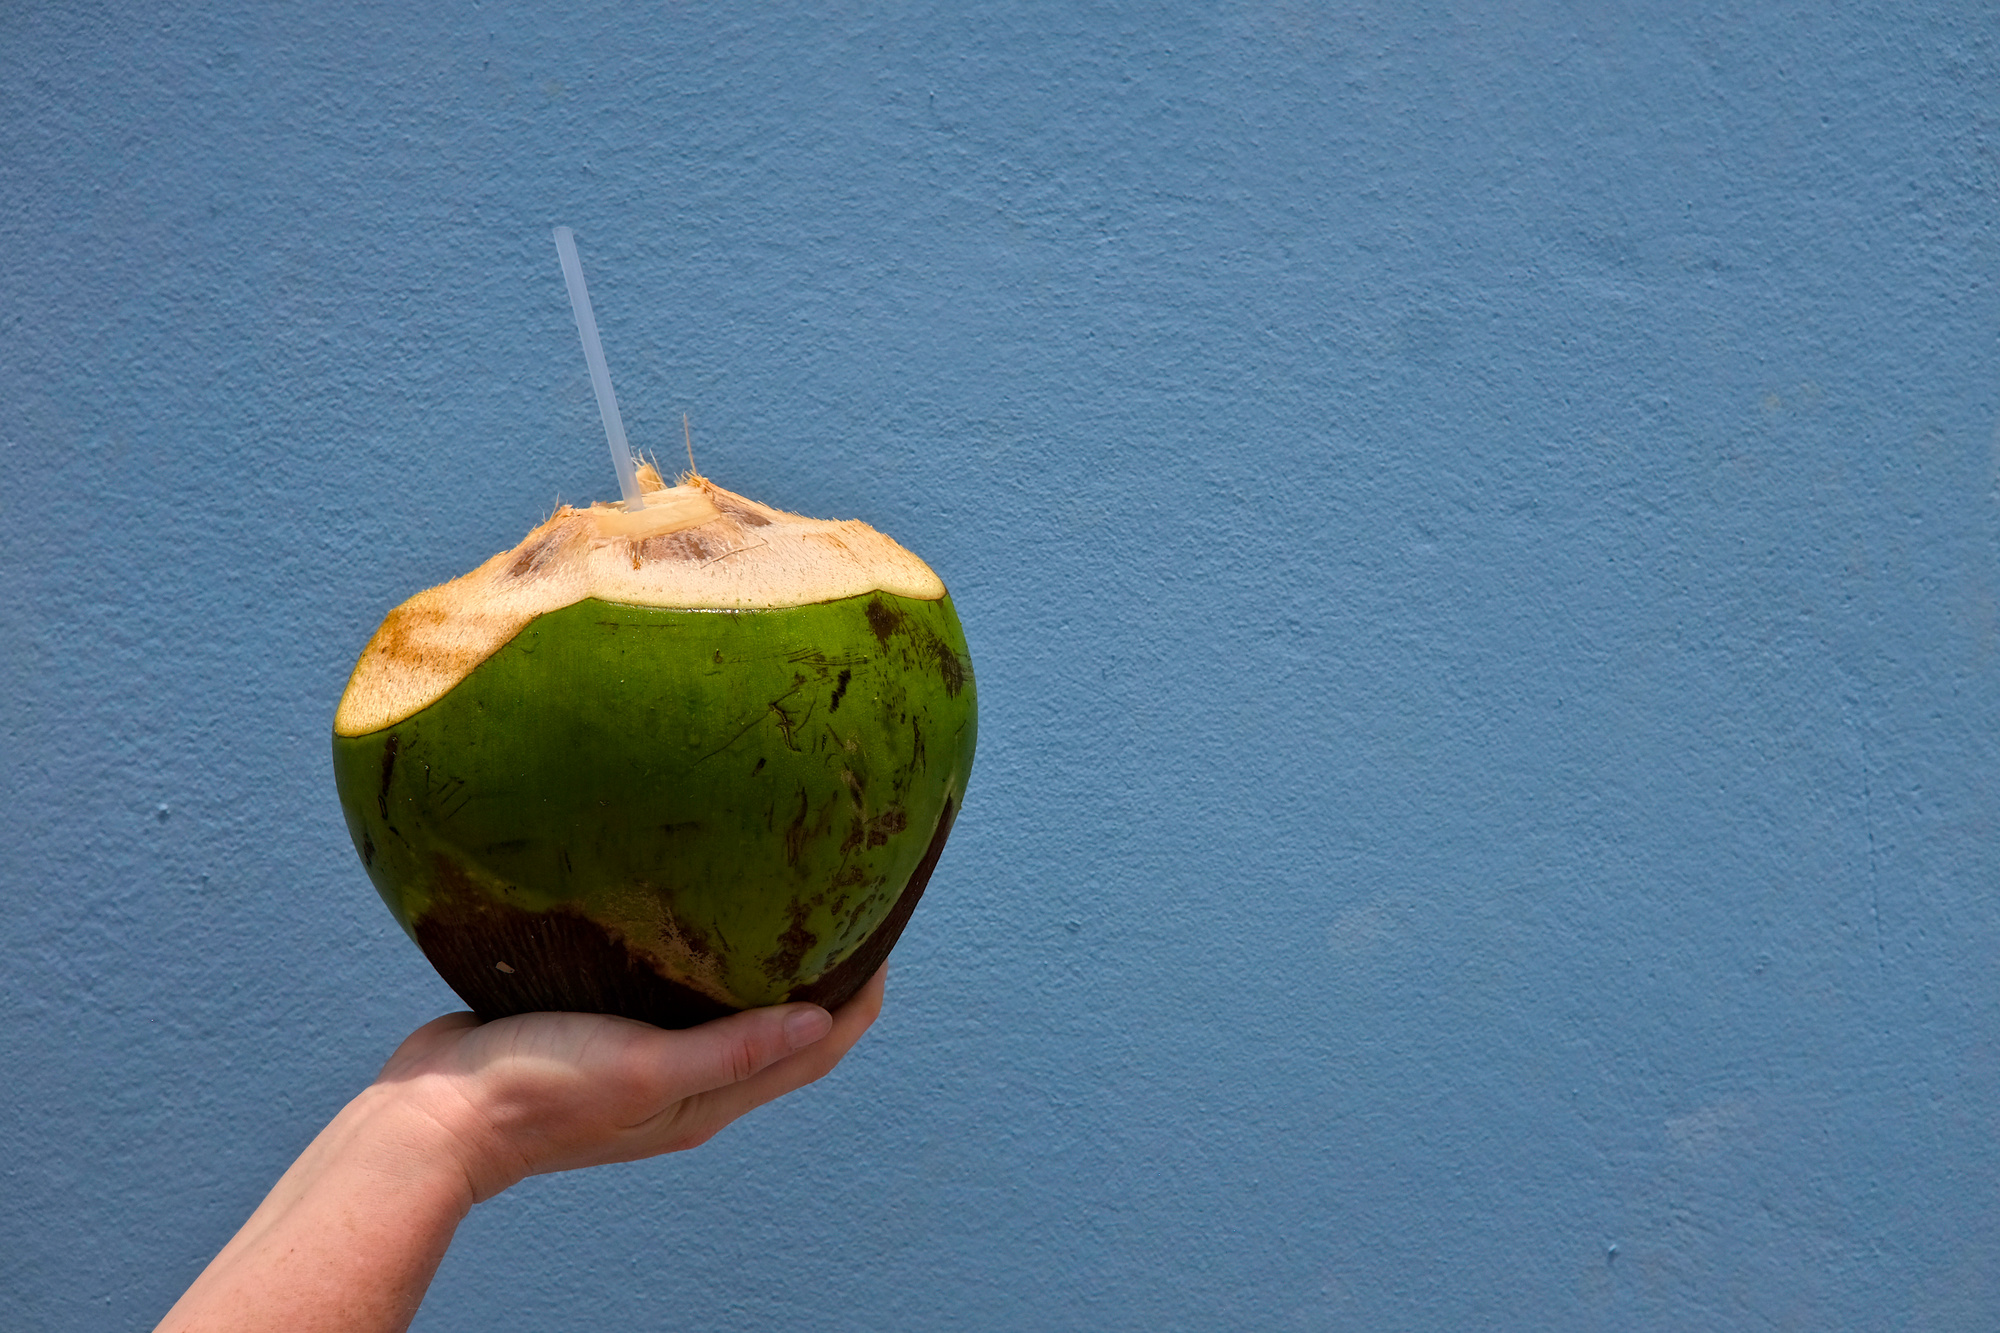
[552,226,647,512]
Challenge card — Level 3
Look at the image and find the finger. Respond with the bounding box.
[684,967,886,1124]
[640,1001,834,1108]
[723,967,885,1095]
[649,967,888,1147]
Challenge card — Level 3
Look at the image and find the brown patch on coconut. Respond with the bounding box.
[412,855,739,1029]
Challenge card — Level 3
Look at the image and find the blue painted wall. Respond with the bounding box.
[5,3,1997,1328]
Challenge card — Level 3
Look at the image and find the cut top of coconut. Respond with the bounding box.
[334,472,947,736]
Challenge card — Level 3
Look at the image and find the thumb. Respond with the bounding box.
[662,1003,834,1100]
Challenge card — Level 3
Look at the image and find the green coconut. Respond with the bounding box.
[331,468,976,1027]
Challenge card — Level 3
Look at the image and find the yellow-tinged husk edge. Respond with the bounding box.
[335,469,946,736]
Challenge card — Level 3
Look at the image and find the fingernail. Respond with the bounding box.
[784,1006,832,1049]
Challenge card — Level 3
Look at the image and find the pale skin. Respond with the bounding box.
[155,968,886,1333]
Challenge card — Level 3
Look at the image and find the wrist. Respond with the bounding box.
[350,1074,526,1208]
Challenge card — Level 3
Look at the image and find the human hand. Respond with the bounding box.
[157,972,885,1333]
[375,966,888,1204]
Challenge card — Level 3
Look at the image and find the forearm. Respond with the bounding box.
[155,1084,481,1333]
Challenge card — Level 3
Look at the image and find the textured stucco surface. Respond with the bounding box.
[4,3,1997,1329]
